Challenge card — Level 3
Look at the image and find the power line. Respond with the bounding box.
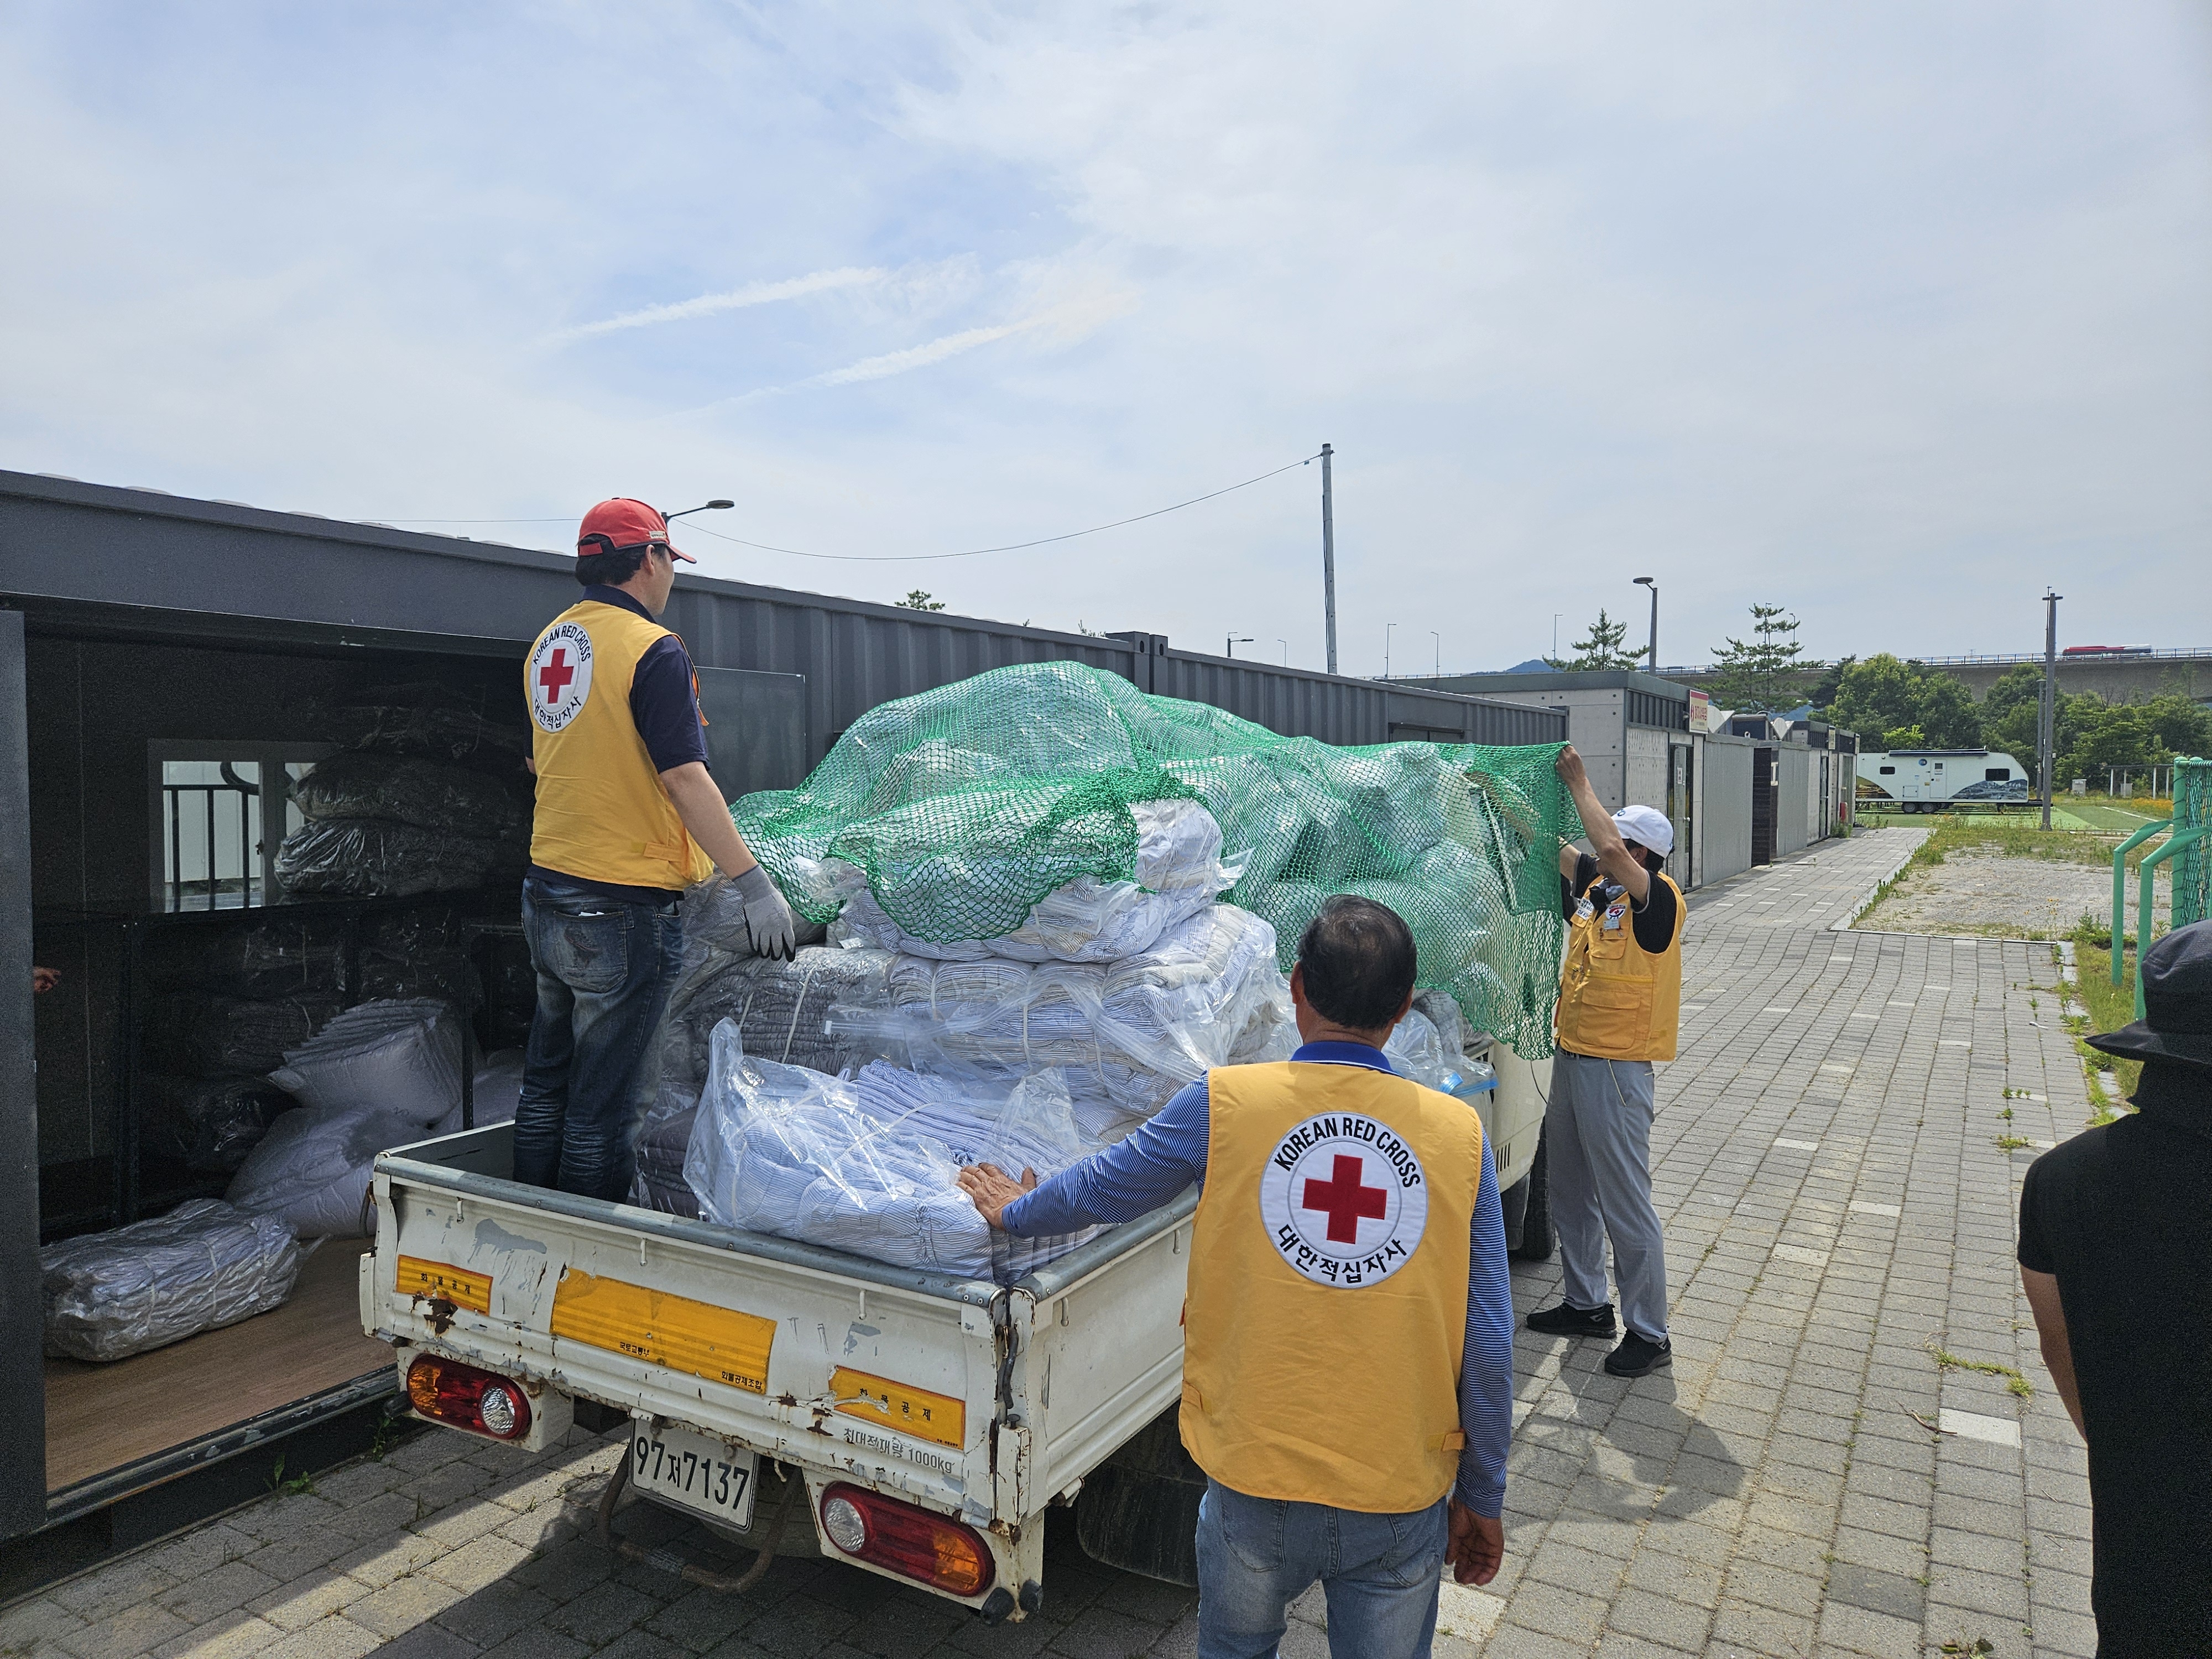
[373,452,1322,563]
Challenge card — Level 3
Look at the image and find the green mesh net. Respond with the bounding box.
[732,661,1575,1056]
[2174,759,2211,932]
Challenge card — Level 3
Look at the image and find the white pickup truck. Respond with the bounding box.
[359,1041,1553,1620]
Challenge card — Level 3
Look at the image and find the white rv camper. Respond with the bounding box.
[1855,748,2031,812]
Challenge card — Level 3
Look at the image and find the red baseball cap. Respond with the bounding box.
[576,498,696,564]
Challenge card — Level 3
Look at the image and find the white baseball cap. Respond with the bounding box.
[1613,805,1674,858]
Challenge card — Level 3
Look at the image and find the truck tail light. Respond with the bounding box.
[817,1482,994,1597]
[406,1356,531,1441]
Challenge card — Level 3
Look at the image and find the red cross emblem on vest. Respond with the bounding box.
[1301,1154,1389,1243]
[538,647,575,703]
[529,622,594,734]
[1260,1110,1431,1287]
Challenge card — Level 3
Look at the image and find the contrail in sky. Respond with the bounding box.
[556,266,886,340]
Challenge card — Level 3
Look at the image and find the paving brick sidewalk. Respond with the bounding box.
[2,828,2098,1659]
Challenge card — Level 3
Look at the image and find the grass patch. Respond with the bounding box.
[2067,932,2144,1104]
[1897,816,2139,871]
[1931,1344,2034,1400]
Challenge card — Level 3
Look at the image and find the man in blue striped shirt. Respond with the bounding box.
[962,897,1515,1659]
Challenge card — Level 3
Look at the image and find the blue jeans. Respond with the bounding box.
[1196,1479,1447,1659]
[512,874,685,1202]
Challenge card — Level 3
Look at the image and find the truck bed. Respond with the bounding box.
[364,1123,1193,1610]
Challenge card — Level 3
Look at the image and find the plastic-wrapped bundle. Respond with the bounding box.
[830,800,1239,964]
[276,818,503,898]
[293,750,529,841]
[145,921,345,999]
[232,1000,462,1236]
[41,1200,301,1361]
[684,1022,1100,1282]
[316,683,532,769]
[868,905,1287,1121]
[661,945,898,1098]
[633,1107,701,1218]
[147,1075,295,1173]
[147,993,342,1077]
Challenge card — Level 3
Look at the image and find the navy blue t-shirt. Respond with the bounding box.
[527,585,710,904]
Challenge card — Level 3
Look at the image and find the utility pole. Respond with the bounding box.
[1634,576,1657,671]
[1320,444,1338,676]
[2039,589,2062,830]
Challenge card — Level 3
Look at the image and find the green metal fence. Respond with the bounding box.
[2111,757,2209,1016]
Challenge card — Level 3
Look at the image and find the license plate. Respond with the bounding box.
[631,1425,757,1527]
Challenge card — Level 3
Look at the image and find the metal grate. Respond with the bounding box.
[2175,759,2211,930]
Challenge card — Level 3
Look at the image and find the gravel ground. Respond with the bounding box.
[1856,849,2169,940]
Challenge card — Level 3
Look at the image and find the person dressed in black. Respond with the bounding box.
[2017,919,2212,1656]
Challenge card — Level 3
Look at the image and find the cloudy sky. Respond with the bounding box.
[3,3,2206,675]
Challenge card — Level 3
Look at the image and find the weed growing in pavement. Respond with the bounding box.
[1937,1635,1994,1655]
[1931,1343,2034,1399]
[1995,1134,2032,1151]
[266,1454,315,1495]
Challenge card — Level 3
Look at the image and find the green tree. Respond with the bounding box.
[1545,608,1642,671]
[895,589,946,612]
[1708,604,1808,714]
[1827,654,1981,749]
[1806,655,1856,716]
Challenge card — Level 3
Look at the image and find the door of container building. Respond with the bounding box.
[0,611,42,1541]
[1666,742,1694,890]
[1751,747,1780,866]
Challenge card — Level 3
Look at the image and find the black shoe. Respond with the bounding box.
[1526,1301,1618,1338]
[1604,1332,1673,1378]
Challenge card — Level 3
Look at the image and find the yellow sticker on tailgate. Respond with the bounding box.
[396,1255,492,1314]
[829,1366,966,1449]
[550,1270,774,1395]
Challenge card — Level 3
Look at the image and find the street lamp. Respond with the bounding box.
[1633,577,1657,671]
[1431,631,1441,679]
[1277,639,1288,665]
[1225,634,1254,659]
[1385,622,1397,679]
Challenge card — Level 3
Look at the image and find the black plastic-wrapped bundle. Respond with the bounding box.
[144,919,346,998]
[634,1107,700,1218]
[145,993,343,1077]
[145,1075,296,1173]
[276,819,502,898]
[292,751,529,842]
[315,683,531,770]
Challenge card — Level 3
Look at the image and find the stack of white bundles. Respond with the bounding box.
[865,904,1289,1135]
[830,800,1242,963]
[683,1022,1102,1282]
[229,999,460,1237]
[42,1200,301,1361]
[429,1049,527,1136]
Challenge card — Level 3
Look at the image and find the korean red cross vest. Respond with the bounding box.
[1180,1059,1483,1513]
[525,599,714,891]
[1553,869,1685,1062]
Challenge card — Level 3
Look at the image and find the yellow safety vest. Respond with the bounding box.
[1554,869,1684,1062]
[525,599,715,891]
[1180,1060,1483,1514]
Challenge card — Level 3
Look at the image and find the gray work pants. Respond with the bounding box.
[1546,1050,1668,1342]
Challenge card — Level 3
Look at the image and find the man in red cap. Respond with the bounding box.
[514,498,796,1201]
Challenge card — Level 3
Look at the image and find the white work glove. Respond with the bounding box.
[732,863,797,962]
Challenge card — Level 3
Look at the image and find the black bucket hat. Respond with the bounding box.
[2086,919,2212,1066]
